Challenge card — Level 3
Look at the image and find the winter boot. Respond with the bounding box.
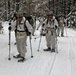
[44,47,51,51]
[13,54,21,58]
[51,49,55,52]
[18,57,25,62]
[61,34,64,37]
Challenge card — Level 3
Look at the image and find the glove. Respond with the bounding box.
[55,25,57,29]
[8,26,11,30]
[1,26,3,28]
[42,23,45,27]
[37,28,38,30]
[41,28,44,31]
[9,22,11,25]
[64,22,65,24]
[29,32,31,35]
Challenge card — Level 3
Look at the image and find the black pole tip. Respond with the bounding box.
[8,58,11,60]
[37,50,39,51]
[31,56,33,58]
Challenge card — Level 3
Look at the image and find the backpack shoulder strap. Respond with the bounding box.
[24,21,26,28]
[24,21,29,32]
[46,19,48,24]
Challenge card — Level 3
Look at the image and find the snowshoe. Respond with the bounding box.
[44,47,51,51]
[18,57,25,62]
[51,49,55,53]
[13,54,21,58]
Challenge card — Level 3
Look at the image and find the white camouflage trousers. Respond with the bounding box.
[16,35,27,58]
[46,30,56,49]
[58,26,64,36]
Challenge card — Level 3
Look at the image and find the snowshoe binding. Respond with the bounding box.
[44,47,51,51]
[51,49,55,53]
[13,54,21,58]
[18,57,25,62]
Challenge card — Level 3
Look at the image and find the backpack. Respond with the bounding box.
[25,15,34,27]
[24,21,31,36]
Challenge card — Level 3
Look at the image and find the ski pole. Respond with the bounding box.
[65,26,68,37]
[55,29,58,53]
[56,34,58,53]
[8,21,11,60]
[37,34,42,51]
[29,35,33,58]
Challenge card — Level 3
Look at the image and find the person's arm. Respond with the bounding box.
[11,20,16,31]
[26,20,33,34]
[55,19,58,26]
[54,19,59,29]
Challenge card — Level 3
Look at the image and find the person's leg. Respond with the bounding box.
[17,36,27,62]
[61,26,64,36]
[20,36,27,58]
[44,31,51,51]
[51,32,56,52]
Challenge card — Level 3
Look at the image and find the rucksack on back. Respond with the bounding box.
[25,15,34,27]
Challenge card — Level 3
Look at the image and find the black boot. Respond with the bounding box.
[51,49,55,52]
[61,34,64,37]
[13,54,21,58]
[44,47,51,51]
[18,57,25,62]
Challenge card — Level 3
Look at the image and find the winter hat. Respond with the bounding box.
[60,14,64,16]
[16,11,23,17]
[47,11,53,16]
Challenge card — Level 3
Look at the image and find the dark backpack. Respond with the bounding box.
[24,21,31,36]
[25,15,34,27]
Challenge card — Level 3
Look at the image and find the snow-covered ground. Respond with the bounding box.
[0,21,76,75]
